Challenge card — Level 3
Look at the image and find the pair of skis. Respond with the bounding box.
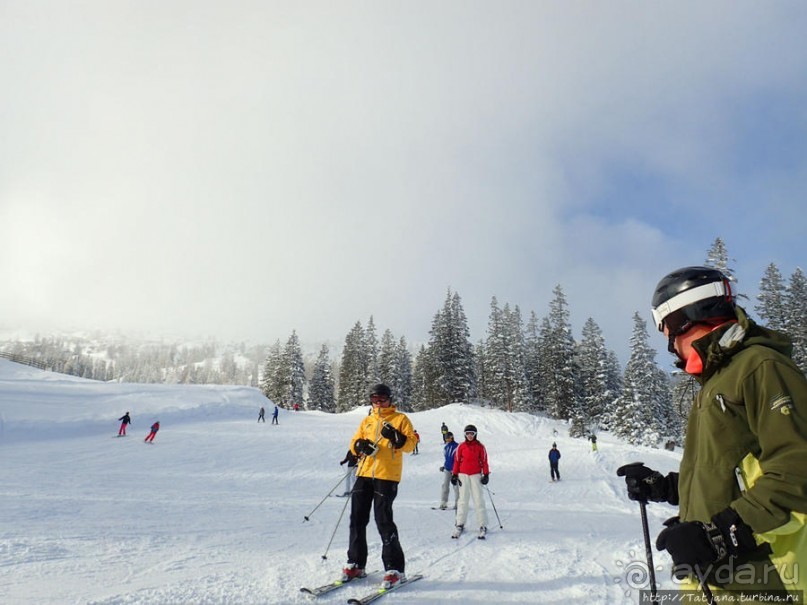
[300,571,423,604]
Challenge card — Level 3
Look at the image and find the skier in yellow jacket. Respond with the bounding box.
[341,383,416,591]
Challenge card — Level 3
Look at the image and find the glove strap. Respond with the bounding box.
[702,521,728,560]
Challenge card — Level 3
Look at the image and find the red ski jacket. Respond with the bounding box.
[453,439,489,476]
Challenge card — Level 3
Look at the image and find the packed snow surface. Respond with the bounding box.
[0,359,685,604]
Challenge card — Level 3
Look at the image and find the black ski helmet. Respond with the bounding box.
[369,383,392,399]
[651,266,736,351]
[463,424,477,434]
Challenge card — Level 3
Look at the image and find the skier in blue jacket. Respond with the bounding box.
[438,432,460,509]
[549,443,561,481]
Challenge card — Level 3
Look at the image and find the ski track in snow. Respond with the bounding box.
[0,359,684,604]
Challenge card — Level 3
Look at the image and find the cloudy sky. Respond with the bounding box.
[1,1,806,363]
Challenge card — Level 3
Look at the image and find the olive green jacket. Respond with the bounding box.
[678,307,807,596]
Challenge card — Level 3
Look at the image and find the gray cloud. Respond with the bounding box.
[2,2,806,364]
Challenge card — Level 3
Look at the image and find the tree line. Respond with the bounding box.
[2,237,803,449]
[259,237,805,449]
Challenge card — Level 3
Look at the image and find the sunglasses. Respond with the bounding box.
[370,394,389,402]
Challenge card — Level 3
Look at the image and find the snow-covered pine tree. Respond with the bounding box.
[309,344,336,412]
[411,344,439,410]
[394,336,414,410]
[523,311,545,411]
[504,304,531,412]
[786,267,807,372]
[756,263,787,332]
[337,321,369,412]
[378,330,397,388]
[426,289,476,406]
[598,350,623,431]
[474,340,488,405]
[260,340,283,404]
[612,313,674,447]
[274,331,306,408]
[540,285,579,420]
[364,316,380,391]
[376,329,410,409]
[577,317,612,430]
[480,297,508,410]
[705,237,745,300]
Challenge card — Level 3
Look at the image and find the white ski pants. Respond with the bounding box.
[455,473,488,528]
[440,469,459,508]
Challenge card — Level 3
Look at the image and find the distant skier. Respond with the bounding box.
[272,405,279,425]
[117,412,132,437]
[339,449,358,496]
[451,424,490,539]
[412,430,420,454]
[258,406,265,422]
[438,432,459,510]
[549,443,561,481]
[589,434,598,452]
[144,421,160,443]
[440,422,449,442]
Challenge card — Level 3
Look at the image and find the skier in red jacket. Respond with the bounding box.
[144,421,160,443]
[450,424,490,539]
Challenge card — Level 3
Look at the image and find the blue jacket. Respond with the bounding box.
[443,441,459,472]
[548,448,561,463]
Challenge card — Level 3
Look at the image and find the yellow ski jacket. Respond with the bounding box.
[349,405,416,483]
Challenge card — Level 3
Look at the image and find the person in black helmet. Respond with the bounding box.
[617,266,807,600]
[341,383,416,591]
[450,424,490,539]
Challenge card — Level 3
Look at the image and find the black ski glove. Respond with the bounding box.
[439,466,445,472]
[451,475,461,486]
[481,474,489,485]
[655,508,756,580]
[380,422,407,449]
[616,462,679,504]
[354,438,378,457]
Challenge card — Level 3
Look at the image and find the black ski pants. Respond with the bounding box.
[347,476,404,572]
[550,462,560,481]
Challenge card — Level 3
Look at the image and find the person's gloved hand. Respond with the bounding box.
[481,474,489,485]
[380,422,407,448]
[616,462,677,503]
[656,509,756,579]
[354,438,378,457]
[439,466,445,472]
[451,475,461,486]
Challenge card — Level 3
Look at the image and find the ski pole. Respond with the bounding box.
[304,469,353,522]
[694,565,716,605]
[638,500,658,598]
[484,485,503,529]
[320,487,351,560]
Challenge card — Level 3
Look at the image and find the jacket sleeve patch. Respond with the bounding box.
[769,394,794,415]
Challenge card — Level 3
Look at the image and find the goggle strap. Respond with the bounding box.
[652,281,727,330]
